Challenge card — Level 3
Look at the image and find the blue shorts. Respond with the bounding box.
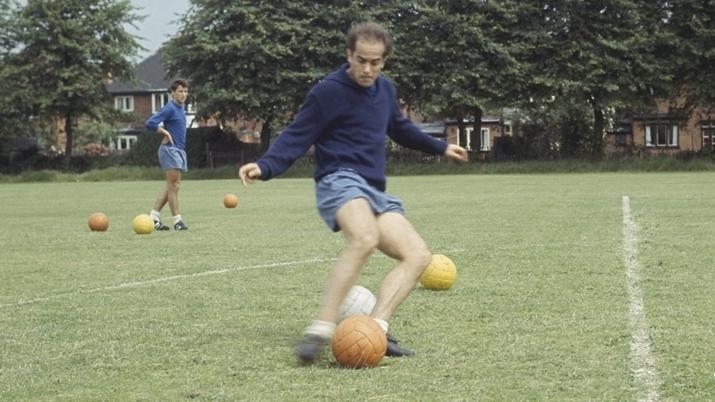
[158,144,187,172]
[315,169,404,232]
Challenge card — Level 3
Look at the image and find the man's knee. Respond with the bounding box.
[347,232,379,255]
[410,246,432,272]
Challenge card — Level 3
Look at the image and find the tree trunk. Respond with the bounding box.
[64,112,73,160]
[457,117,467,150]
[591,101,604,159]
[472,106,483,151]
[259,116,273,156]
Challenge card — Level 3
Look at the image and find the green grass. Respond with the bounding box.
[0,173,713,400]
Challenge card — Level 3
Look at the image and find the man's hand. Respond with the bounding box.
[158,127,174,145]
[444,144,468,162]
[238,163,262,186]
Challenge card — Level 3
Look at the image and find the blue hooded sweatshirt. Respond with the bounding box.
[256,63,447,191]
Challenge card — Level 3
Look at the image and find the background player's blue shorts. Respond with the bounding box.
[315,168,404,232]
[158,144,187,172]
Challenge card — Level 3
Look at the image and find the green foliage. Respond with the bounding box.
[516,1,671,157]
[389,1,523,118]
[0,1,26,138]
[663,0,715,106]
[3,0,142,155]
[163,1,371,137]
[3,0,711,164]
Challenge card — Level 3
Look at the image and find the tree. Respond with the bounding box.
[387,1,526,151]
[519,0,672,158]
[0,0,23,137]
[163,0,384,154]
[9,0,142,158]
[662,0,715,107]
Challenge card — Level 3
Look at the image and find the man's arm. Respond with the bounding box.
[255,94,329,180]
[386,85,467,162]
[146,106,174,144]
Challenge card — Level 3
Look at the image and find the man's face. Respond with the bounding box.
[172,86,189,104]
[346,39,386,88]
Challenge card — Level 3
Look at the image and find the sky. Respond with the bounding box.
[128,0,192,61]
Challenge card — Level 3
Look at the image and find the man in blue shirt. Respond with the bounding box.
[145,79,190,231]
[239,22,468,365]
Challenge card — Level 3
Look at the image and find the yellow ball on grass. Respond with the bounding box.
[420,254,457,290]
[132,214,154,235]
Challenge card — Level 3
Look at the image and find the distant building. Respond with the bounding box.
[606,100,715,157]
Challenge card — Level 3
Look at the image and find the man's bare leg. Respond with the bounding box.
[370,212,432,356]
[296,198,378,364]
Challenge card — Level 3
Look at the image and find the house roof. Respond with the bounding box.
[106,52,174,94]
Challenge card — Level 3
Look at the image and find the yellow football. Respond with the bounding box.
[132,214,154,235]
[420,254,457,290]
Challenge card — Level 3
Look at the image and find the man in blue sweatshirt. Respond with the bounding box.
[145,79,190,231]
[239,22,468,365]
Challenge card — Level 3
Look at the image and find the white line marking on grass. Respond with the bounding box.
[0,257,336,309]
[622,196,660,402]
[2,248,466,310]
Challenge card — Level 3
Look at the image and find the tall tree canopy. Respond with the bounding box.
[163,0,714,159]
[664,0,715,107]
[0,0,22,135]
[8,0,142,157]
[520,0,673,157]
[387,0,525,150]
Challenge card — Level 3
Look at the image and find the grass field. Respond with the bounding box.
[0,173,713,401]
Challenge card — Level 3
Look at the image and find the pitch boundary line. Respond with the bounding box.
[1,248,467,310]
[0,257,336,309]
[622,195,660,402]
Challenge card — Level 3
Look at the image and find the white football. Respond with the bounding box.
[338,285,377,320]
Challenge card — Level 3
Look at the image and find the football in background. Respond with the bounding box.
[88,212,109,232]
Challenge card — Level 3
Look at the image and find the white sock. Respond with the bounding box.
[150,210,161,221]
[373,318,389,334]
[304,320,336,339]
[173,215,182,224]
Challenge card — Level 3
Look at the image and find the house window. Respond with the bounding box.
[702,121,715,149]
[645,124,678,148]
[480,128,491,151]
[114,96,134,112]
[153,93,170,113]
[616,133,628,145]
[115,135,137,152]
[504,124,512,136]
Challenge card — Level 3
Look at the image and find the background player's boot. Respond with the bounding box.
[154,219,170,231]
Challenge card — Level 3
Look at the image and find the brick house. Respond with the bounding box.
[606,100,715,157]
[443,117,513,153]
[402,105,514,157]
